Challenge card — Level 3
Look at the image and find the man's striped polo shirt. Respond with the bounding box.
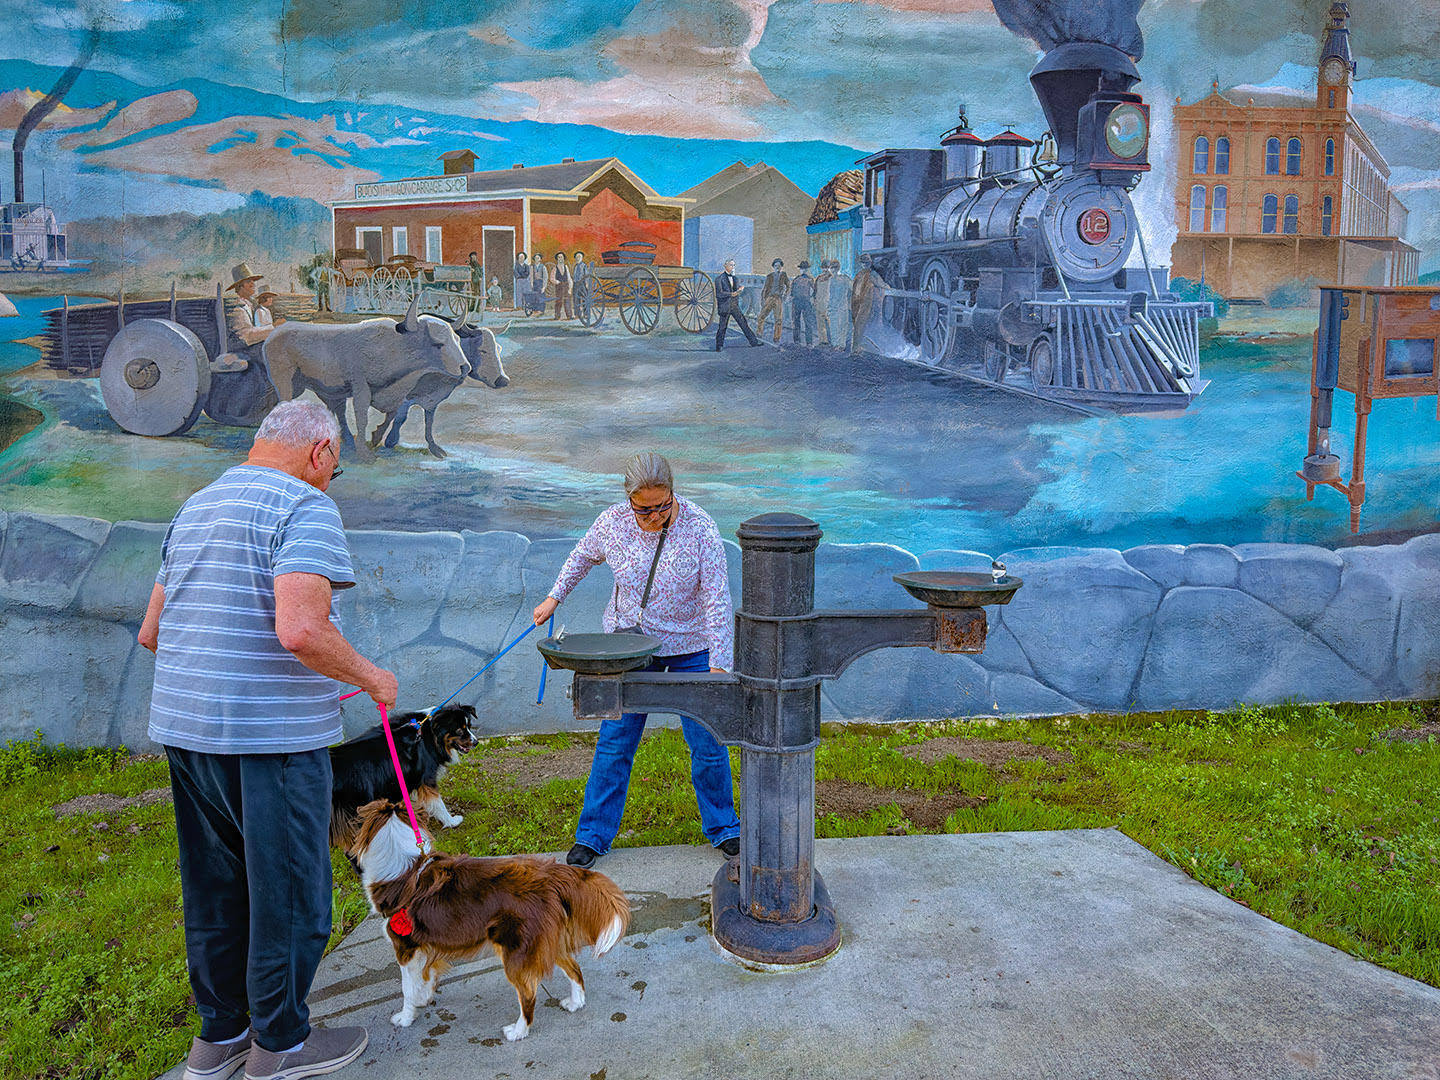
[148,464,356,754]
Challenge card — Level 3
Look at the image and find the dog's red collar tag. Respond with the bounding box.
[389,909,414,936]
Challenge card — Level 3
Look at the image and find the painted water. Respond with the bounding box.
[1,296,1436,553]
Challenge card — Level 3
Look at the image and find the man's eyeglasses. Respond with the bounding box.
[319,441,343,478]
[630,497,673,518]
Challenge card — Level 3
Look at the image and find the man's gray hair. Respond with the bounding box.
[623,452,673,496]
[255,399,341,448]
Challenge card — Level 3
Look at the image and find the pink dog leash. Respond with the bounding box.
[338,691,426,851]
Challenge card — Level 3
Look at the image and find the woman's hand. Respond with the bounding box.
[533,596,560,626]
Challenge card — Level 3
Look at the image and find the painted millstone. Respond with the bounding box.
[0,0,1437,742]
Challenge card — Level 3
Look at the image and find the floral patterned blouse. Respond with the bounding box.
[548,495,734,669]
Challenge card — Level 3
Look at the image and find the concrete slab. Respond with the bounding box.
[156,830,1440,1080]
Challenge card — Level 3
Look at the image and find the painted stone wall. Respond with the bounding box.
[1,510,1435,751]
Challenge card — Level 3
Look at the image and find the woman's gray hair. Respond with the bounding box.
[623,452,673,496]
[254,399,342,449]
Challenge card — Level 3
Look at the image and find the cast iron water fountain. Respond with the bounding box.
[538,512,1021,965]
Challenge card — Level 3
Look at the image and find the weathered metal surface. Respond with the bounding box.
[537,632,661,674]
[893,570,1023,607]
[556,510,1020,966]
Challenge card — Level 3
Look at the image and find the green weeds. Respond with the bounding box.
[1,700,1437,1079]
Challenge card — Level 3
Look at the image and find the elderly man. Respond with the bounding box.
[713,258,762,350]
[139,400,397,1080]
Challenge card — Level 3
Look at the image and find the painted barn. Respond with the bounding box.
[680,162,814,276]
[330,155,688,304]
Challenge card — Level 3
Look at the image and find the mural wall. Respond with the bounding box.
[1,0,1437,742]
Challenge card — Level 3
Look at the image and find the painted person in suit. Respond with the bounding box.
[552,251,573,320]
[757,258,789,344]
[849,254,887,354]
[572,251,592,323]
[514,253,531,314]
[790,260,816,346]
[815,260,835,346]
[713,258,762,350]
[527,251,549,315]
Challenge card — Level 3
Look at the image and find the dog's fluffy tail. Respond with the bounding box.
[561,867,630,959]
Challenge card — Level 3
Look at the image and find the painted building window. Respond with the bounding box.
[1329,89,1336,108]
[1265,137,1280,174]
[867,166,885,207]
[1214,137,1230,175]
[392,226,408,256]
[1283,194,1300,234]
[1286,138,1302,176]
[425,226,443,263]
[1325,138,1335,176]
[1189,185,1207,231]
[1262,194,1278,233]
[1322,195,1333,236]
[1193,136,1209,174]
[1211,186,1228,232]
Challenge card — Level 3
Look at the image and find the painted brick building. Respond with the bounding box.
[331,156,688,303]
[1169,3,1418,301]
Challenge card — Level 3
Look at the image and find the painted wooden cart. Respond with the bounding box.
[572,242,716,335]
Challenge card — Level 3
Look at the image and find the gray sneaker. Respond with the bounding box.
[182,1034,252,1080]
[243,1027,368,1080]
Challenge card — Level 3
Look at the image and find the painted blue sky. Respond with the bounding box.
[1,0,1437,269]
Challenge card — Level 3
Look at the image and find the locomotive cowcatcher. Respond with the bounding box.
[859,41,1211,414]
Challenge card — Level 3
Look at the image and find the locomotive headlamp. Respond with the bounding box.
[1104,104,1147,159]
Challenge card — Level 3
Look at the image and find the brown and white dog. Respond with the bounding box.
[349,800,630,1041]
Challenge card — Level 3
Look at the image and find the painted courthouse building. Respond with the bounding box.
[1169,3,1418,301]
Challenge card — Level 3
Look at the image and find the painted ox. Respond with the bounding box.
[264,299,509,460]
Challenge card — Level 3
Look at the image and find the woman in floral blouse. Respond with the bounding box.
[533,452,740,868]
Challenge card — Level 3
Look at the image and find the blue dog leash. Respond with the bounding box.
[536,613,555,704]
[434,622,539,710]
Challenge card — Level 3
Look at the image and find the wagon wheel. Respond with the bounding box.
[357,266,386,312]
[445,291,470,321]
[673,271,716,333]
[99,319,210,436]
[575,275,606,327]
[918,259,954,364]
[618,267,662,335]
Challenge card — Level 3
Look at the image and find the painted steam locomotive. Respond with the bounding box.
[859,41,1210,413]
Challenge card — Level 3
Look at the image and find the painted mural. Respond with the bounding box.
[1,0,1437,569]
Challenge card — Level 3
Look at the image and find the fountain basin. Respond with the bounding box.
[893,570,1023,608]
[537,632,662,674]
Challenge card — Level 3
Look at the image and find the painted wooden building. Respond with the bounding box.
[331,156,688,303]
[1169,3,1418,302]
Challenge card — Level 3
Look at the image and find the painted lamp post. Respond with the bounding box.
[538,512,1021,965]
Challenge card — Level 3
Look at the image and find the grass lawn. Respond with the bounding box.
[3,699,1438,1079]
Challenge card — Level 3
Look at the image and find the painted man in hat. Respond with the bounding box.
[225,263,278,350]
[790,260,817,346]
[815,260,835,346]
[758,258,789,344]
[849,254,888,354]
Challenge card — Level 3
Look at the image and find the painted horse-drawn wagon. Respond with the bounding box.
[316,251,480,320]
[574,241,717,335]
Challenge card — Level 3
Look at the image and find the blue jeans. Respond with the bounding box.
[166,746,333,1052]
[575,649,740,853]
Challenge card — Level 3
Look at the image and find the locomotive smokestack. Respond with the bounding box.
[13,29,99,203]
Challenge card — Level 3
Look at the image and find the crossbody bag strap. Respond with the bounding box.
[638,524,669,617]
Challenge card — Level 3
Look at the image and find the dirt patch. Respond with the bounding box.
[1377,721,1440,745]
[898,736,1072,770]
[484,743,595,790]
[816,779,984,830]
[52,788,172,819]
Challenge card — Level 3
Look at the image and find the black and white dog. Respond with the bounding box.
[329,703,478,851]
